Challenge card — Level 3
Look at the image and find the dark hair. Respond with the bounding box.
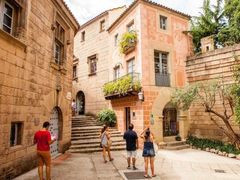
[129,123,134,130]
[43,121,50,128]
[144,128,150,140]
[101,125,108,134]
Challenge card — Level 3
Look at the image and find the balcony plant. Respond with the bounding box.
[103,74,141,96]
[119,31,137,54]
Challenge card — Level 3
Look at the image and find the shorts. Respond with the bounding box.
[37,150,51,166]
[127,150,137,158]
[142,149,155,157]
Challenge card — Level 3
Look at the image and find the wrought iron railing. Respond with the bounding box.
[155,73,170,87]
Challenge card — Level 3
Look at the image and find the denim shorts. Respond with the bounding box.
[142,149,155,157]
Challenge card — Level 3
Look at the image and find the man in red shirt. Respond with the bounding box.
[34,121,56,180]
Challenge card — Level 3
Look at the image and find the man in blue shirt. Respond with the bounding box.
[123,123,139,170]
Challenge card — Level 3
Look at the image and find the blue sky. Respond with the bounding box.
[64,0,217,24]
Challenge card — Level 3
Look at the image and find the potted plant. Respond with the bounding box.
[97,109,117,127]
[175,134,182,141]
[119,31,137,54]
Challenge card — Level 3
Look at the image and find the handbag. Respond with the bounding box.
[100,132,105,148]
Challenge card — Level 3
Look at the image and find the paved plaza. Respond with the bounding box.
[14,149,240,180]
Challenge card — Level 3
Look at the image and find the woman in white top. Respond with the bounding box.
[100,125,113,163]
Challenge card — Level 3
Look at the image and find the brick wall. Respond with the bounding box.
[186,44,240,140]
[0,0,78,179]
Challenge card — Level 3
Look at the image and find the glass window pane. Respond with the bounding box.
[4,4,13,17]
[3,25,11,33]
[3,15,12,27]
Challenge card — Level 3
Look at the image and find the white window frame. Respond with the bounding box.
[1,1,15,34]
[160,15,167,30]
[114,66,120,80]
[127,58,135,74]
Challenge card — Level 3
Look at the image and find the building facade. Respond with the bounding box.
[73,6,126,115]
[74,0,192,144]
[106,0,192,143]
[0,0,79,179]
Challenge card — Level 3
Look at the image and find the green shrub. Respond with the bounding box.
[186,135,240,155]
[97,109,117,127]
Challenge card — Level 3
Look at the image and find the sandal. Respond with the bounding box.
[144,174,151,178]
[104,160,107,163]
[109,158,114,161]
[152,174,156,177]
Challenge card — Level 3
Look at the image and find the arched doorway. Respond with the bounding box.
[76,91,85,115]
[162,103,178,137]
[49,107,63,157]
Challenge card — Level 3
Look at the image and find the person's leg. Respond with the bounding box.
[102,147,107,162]
[132,151,137,170]
[144,157,149,177]
[107,147,113,161]
[150,157,155,177]
[43,151,51,180]
[37,152,44,180]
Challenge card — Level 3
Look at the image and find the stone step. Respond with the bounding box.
[163,144,190,150]
[72,127,118,132]
[72,124,99,127]
[71,134,123,140]
[71,131,122,136]
[72,123,99,126]
[166,141,187,147]
[69,145,126,153]
[70,141,126,149]
[71,137,124,144]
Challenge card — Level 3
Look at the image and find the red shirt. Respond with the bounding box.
[34,130,51,151]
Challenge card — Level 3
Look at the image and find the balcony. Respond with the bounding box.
[119,31,137,55]
[103,73,141,100]
[155,73,170,87]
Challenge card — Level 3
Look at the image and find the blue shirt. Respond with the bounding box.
[123,130,138,151]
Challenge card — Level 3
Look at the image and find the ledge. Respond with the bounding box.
[104,89,138,100]
[0,29,27,51]
[50,61,67,75]
[88,72,96,76]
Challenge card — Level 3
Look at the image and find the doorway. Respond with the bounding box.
[125,107,131,130]
[76,91,85,115]
[162,103,178,137]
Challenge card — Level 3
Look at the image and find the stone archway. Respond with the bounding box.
[76,91,85,115]
[49,107,63,157]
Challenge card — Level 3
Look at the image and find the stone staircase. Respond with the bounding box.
[161,140,190,150]
[69,115,126,153]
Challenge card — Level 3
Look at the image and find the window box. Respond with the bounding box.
[103,72,141,100]
[119,31,137,54]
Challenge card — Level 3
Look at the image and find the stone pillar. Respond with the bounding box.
[150,115,163,143]
[178,111,188,140]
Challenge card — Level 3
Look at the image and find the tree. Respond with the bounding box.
[218,0,240,45]
[171,80,240,149]
[191,0,225,52]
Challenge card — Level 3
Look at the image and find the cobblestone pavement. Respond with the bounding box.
[14,149,240,180]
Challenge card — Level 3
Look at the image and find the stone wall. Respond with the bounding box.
[0,0,78,179]
[186,44,240,140]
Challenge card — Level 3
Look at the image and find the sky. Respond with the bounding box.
[64,0,217,25]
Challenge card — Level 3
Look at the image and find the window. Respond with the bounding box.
[114,34,118,46]
[73,65,77,78]
[0,0,21,35]
[114,66,120,79]
[127,20,134,32]
[81,31,85,41]
[10,122,23,147]
[54,22,65,64]
[100,20,105,32]
[127,58,135,74]
[160,15,167,30]
[154,51,170,86]
[88,55,97,75]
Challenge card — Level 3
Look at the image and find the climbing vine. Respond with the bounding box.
[232,58,240,124]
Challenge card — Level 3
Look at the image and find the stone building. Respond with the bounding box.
[0,0,79,179]
[186,41,240,141]
[74,0,192,144]
[73,6,126,115]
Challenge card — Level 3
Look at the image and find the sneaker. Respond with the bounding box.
[133,166,138,170]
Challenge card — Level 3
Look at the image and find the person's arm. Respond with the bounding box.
[140,126,149,138]
[106,131,110,140]
[47,132,56,145]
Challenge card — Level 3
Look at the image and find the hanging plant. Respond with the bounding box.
[119,31,137,54]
